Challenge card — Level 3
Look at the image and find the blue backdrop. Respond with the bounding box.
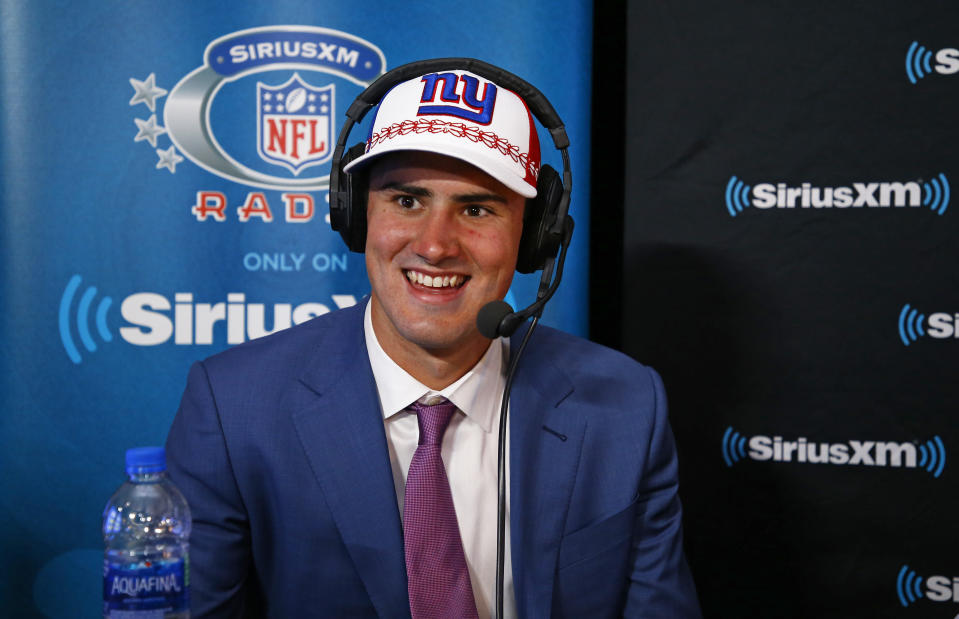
[0,2,592,615]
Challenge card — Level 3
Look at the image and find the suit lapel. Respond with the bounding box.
[291,305,411,619]
[508,328,586,618]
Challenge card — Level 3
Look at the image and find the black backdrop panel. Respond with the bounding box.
[623,3,959,618]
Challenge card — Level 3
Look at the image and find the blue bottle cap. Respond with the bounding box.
[125,446,166,475]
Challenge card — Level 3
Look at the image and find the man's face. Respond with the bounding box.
[365,151,526,365]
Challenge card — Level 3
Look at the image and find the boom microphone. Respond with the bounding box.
[477,216,573,618]
[477,300,519,339]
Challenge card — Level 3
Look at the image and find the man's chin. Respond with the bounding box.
[407,331,478,354]
[398,322,488,354]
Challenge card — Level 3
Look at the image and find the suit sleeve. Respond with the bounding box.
[165,361,261,618]
[622,367,702,618]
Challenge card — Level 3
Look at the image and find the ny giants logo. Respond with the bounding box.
[417,73,498,124]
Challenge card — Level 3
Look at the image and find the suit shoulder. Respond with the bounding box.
[199,303,364,378]
[529,325,659,381]
[524,325,665,419]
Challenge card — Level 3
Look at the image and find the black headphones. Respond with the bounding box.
[328,57,572,274]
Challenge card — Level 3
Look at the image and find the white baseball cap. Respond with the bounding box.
[343,70,541,198]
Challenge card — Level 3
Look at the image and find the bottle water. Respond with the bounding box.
[102,446,191,618]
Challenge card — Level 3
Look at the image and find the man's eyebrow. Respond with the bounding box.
[452,192,507,204]
[374,181,432,197]
[374,182,508,204]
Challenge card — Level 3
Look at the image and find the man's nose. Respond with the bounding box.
[411,208,461,263]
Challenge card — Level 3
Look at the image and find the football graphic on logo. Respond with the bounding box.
[286,87,307,113]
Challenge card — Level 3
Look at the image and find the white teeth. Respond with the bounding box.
[405,270,464,288]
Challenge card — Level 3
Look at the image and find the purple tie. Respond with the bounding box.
[404,399,479,619]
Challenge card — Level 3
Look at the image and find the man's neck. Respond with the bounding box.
[368,297,495,390]
[382,336,491,391]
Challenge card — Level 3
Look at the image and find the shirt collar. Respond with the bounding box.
[364,301,507,433]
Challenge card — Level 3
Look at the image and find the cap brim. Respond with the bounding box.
[343,142,538,199]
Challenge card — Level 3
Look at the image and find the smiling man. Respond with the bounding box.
[165,62,701,618]
[364,152,526,389]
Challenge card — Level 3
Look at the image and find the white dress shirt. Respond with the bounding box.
[364,303,515,619]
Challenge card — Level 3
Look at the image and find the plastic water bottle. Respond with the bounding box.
[102,446,191,618]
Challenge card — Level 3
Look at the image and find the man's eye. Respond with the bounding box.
[465,205,488,217]
[397,195,416,208]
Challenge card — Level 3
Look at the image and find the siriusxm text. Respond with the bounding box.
[933,48,959,75]
[925,313,959,338]
[229,41,360,68]
[926,576,959,603]
[749,436,917,467]
[752,182,921,209]
[119,292,357,346]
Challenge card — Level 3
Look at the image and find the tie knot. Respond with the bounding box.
[410,398,457,446]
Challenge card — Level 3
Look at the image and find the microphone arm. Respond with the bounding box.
[493,313,538,618]
[490,216,573,618]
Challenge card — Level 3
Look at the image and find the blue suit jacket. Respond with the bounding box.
[166,301,700,617]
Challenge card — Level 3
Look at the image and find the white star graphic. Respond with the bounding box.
[264,104,272,112]
[308,94,316,102]
[264,92,272,101]
[129,73,168,112]
[320,105,328,113]
[155,145,183,173]
[133,114,167,147]
[308,105,316,113]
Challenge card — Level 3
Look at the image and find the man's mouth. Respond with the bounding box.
[404,269,469,289]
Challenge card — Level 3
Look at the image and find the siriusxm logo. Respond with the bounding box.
[905,41,959,84]
[898,303,959,345]
[58,274,357,364]
[129,26,386,191]
[897,565,959,607]
[722,427,946,478]
[725,174,950,216]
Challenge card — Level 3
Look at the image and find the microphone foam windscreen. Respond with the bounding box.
[477,300,514,339]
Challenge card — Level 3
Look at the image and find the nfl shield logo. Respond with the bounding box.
[257,73,334,175]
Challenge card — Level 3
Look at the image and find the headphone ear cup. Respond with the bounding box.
[516,164,564,273]
[330,142,369,252]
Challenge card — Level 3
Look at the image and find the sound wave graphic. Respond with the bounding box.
[721,426,747,467]
[922,173,950,215]
[725,176,751,217]
[905,41,934,84]
[918,436,947,478]
[58,274,113,364]
[898,304,926,346]
[896,565,925,607]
